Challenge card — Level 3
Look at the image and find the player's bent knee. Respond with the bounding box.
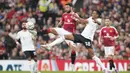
[28,57,32,61]
[65,34,74,40]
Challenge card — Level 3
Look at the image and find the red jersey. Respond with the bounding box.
[61,13,77,33]
[99,26,118,46]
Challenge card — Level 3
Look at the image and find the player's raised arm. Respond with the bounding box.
[72,14,88,25]
[98,28,103,45]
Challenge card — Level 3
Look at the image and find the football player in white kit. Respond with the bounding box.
[42,10,108,73]
[16,22,40,73]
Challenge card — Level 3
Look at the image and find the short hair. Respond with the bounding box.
[92,10,101,17]
[92,10,98,14]
[65,3,73,7]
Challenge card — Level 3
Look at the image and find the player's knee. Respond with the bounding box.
[36,49,42,55]
[65,35,74,40]
[28,57,32,61]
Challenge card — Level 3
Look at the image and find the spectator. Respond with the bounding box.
[0,39,8,59]
[27,13,36,24]
[48,0,59,26]
[38,0,51,24]
[4,30,16,59]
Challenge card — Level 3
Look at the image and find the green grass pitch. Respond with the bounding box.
[0,71,129,73]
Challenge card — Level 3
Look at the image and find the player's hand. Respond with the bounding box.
[104,36,115,40]
[71,13,79,21]
[16,41,21,47]
[72,13,78,18]
[98,42,102,48]
[104,35,111,38]
[109,36,115,40]
[56,21,62,27]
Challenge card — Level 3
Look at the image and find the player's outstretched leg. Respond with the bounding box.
[88,49,108,73]
[109,58,118,73]
[41,37,65,50]
[41,35,66,50]
[41,28,66,50]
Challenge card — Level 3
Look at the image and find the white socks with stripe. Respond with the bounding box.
[29,60,35,73]
[29,60,40,73]
[92,55,106,70]
[48,36,65,47]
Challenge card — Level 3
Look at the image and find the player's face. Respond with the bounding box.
[64,5,71,13]
[22,22,27,29]
[92,11,98,19]
[105,19,111,26]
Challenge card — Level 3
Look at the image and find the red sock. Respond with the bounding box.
[47,28,51,33]
[71,50,76,54]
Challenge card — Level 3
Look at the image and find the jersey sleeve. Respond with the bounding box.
[61,14,64,22]
[99,28,103,37]
[16,32,20,40]
[113,27,118,36]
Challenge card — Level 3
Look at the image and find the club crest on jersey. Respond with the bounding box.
[110,30,112,32]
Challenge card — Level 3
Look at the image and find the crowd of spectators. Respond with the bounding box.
[0,0,130,60]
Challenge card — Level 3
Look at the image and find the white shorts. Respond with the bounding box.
[104,46,115,57]
[54,28,76,47]
[54,28,72,36]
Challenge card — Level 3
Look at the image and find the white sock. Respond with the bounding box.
[29,60,35,73]
[34,61,37,72]
[34,61,41,73]
[92,55,106,70]
[48,36,65,47]
[71,64,75,71]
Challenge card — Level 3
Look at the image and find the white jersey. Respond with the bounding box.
[81,17,98,41]
[16,30,35,52]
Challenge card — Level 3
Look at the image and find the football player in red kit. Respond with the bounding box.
[41,3,78,71]
[99,18,119,73]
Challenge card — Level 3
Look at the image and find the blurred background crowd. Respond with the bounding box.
[0,0,130,60]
